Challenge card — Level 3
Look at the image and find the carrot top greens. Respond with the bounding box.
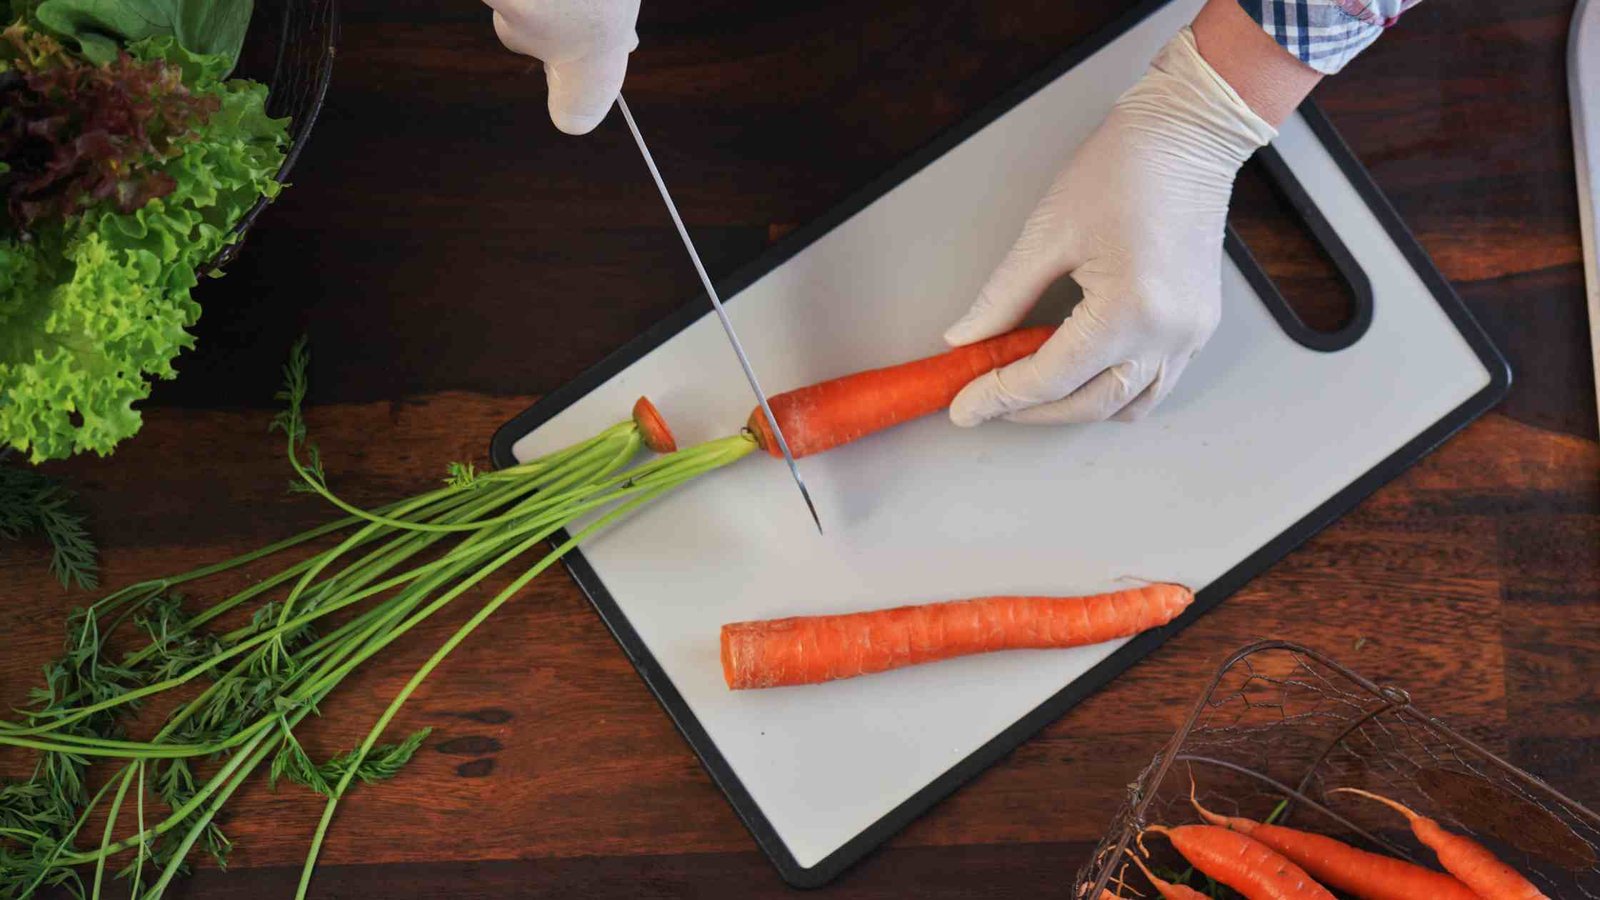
[0,340,754,899]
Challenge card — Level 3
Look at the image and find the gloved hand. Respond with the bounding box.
[944,27,1275,427]
[484,0,642,135]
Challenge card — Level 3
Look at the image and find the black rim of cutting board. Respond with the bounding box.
[488,0,1512,886]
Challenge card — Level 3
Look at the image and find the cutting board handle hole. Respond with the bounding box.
[1228,148,1374,352]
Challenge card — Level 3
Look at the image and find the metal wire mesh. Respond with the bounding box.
[1074,640,1600,898]
[202,0,339,272]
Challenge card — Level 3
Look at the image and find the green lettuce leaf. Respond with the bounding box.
[173,0,249,72]
[28,0,175,64]
[0,33,288,463]
[24,0,253,74]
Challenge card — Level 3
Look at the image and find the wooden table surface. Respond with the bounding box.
[5,1,1599,896]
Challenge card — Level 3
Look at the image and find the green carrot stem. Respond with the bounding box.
[294,434,753,898]
[2,432,653,753]
[131,759,148,898]
[91,765,137,899]
[17,776,119,896]
[290,424,638,534]
[142,730,279,899]
[57,707,310,866]
[266,426,630,645]
[14,416,753,892]
[6,490,492,727]
[295,486,665,900]
[3,520,543,740]
[268,477,493,654]
[182,486,487,632]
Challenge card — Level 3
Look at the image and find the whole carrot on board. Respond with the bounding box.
[720,582,1192,690]
[1189,787,1478,900]
[1333,787,1550,900]
[1130,853,1210,900]
[1143,824,1336,900]
[746,325,1054,458]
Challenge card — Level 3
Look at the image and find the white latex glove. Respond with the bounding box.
[945,27,1275,426]
[485,0,642,135]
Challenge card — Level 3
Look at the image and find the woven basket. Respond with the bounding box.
[1075,640,1600,898]
[202,0,339,273]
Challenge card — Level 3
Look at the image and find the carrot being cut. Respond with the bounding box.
[1130,853,1209,900]
[720,582,1192,690]
[632,396,677,453]
[1333,787,1549,899]
[1188,789,1478,900]
[1144,824,1336,900]
[746,326,1054,458]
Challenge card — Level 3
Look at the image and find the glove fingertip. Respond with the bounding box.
[549,105,609,135]
[943,305,1013,348]
[942,321,978,348]
[546,50,631,135]
[947,374,1005,428]
[947,395,980,427]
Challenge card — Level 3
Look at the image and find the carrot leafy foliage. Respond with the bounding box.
[0,344,755,899]
[0,449,98,588]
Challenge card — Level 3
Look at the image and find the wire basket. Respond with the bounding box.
[1074,640,1600,898]
[200,0,339,273]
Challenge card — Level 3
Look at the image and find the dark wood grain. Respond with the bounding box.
[4,0,1598,895]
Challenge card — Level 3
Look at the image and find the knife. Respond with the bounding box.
[614,94,824,535]
[1571,0,1600,426]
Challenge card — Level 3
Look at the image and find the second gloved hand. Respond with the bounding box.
[944,27,1275,427]
[485,0,641,135]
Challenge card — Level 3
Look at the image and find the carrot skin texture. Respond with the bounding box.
[747,326,1055,458]
[1410,816,1548,900]
[632,397,677,453]
[720,583,1192,690]
[1153,825,1336,900]
[1192,803,1479,900]
[1334,788,1548,900]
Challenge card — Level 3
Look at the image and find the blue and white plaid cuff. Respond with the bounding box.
[1239,0,1419,74]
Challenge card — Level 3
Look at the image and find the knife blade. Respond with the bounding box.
[1571,0,1600,426]
[614,94,824,535]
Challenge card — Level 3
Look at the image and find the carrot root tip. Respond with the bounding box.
[1330,787,1422,822]
[1185,778,1241,831]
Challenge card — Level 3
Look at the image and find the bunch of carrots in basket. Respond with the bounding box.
[3,327,1196,896]
[1095,780,1550,900]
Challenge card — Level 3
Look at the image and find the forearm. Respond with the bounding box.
[1191,0,1322,127]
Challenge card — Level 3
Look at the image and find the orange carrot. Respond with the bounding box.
[746,326,1054,458]
[720,583,1192,689]
[1145,824,1336,900]
[1130,853,1210,900]
[1189,790,1478,900]
[632,397,676,453]
[1334,787,1548,899]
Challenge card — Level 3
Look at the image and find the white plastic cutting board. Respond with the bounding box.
[496,0,1505,884]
